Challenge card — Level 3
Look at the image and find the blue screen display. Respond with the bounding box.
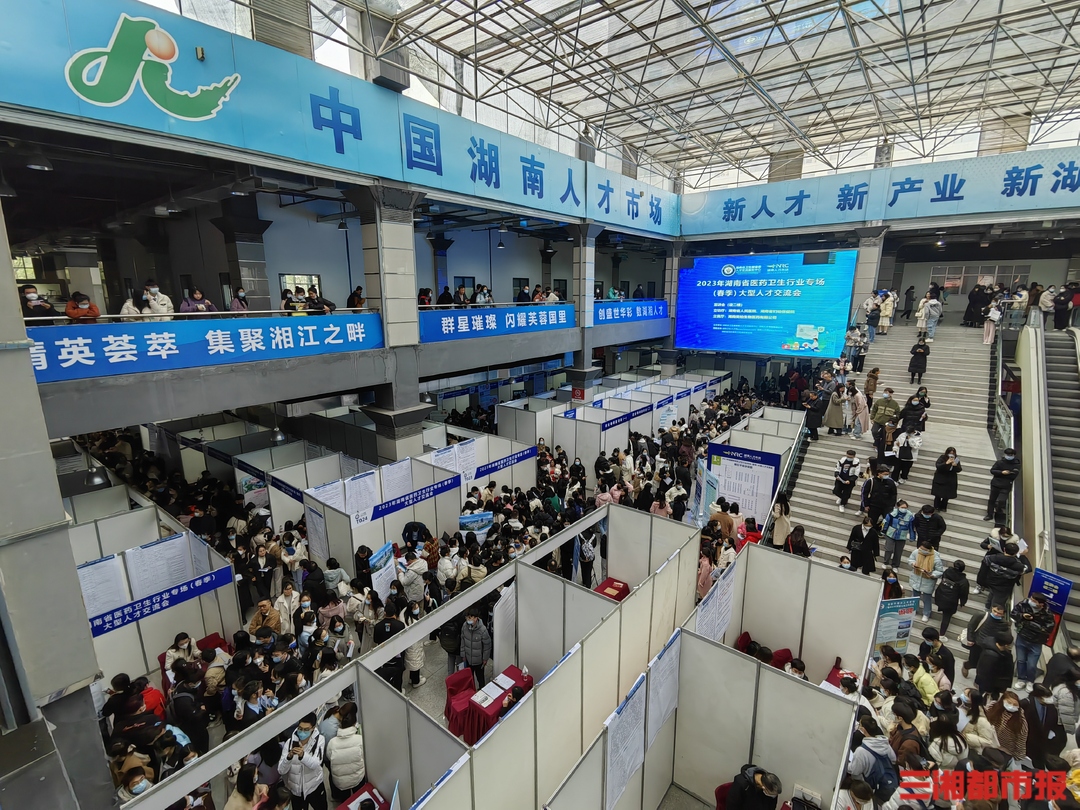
[674,250,858,357]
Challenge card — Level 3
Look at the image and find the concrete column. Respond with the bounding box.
[346,185,425,348]
[849,234,886,325]
[567,222,605,368]
[539,241,556,291]
[658,348,679,377]
[0,201,113,809]
[360,399,433,463]
[210,197,274,311]
[428,234,453,295]
[663,240,684,347]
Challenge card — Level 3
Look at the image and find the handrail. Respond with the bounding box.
[23,307,378,324]
[417,300,574,309]
[1027,310,1058,577]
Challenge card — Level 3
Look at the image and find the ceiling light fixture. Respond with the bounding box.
[229,181,249,196]
[26,150,53,172]
[421,392,433,404]
[0,171,14,198]
[338,219,348,231]
[498,223,508,233]
[165,184,182,214]
[497,239,505,249]
[270,427,286,444]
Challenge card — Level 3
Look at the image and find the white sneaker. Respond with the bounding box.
[835,497,842,505]
[412,676,428,688]
[926,338,934,342]
[1013,680,1027,690]
[838,505,845,513]
[939,634,947,642]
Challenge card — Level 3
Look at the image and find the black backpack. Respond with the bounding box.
[861,745,899,803]
[896,680,922,705]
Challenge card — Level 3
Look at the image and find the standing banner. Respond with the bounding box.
[369,542,397,601]
[1030,568,1073,646]
[235,459,269,508]
[687,459,705,527]
[874,597,920,659]
[459,512,494,545]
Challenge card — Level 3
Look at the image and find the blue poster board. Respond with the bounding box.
[1030,568,1073,645]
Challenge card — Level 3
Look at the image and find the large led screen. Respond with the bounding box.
[674,250,858,357]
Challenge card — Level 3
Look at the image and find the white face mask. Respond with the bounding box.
[24,292,38,300]
[1004,703,1019,713]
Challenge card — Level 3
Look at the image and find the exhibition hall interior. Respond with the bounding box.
[2,0,1080,808]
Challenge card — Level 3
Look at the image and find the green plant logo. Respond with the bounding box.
[65,14,240,121]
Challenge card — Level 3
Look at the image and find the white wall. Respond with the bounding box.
[259,195,366,307]
[897,258,1068,296]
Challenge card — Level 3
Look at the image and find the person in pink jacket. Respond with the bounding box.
[697,548,715,601]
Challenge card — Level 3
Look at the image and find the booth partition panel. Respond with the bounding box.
[548,731,605,809]
[471,692,537,810]
[672,635,756,803]
[617,578,654,697]
[406,702,468,802]
[516,566,566,676]
[70,486,129,523]
[581,614,622,744]
[356,665,416,807]
[607,507,652,586]
[674,540,701,632]
[741,548,806,654]
[647,557,680,660]
[564,583,618,648]
[802,562,880,683]
[642,707,677,810]
[648,517,693,570]
[752,665,856,809]
[535,646,585,807]
[552,417,577,465]
[95,624,147,691]
[98,509,159,557]
[69,522,103,565]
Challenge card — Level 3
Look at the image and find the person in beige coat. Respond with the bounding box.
[879,292,895,334]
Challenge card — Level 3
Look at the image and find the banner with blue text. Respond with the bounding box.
[593,299,669,325]
[26,312,384,382]
[88,567,232,637]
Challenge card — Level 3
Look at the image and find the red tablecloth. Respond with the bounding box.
[459,665,534,745]
[595,577,631,602]
[336,781,390,810]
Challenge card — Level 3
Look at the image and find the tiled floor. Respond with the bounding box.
[658,784,712,809]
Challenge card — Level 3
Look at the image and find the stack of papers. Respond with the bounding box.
[480,681,505,700]
[471,691,494,707]
[493,672,515,690]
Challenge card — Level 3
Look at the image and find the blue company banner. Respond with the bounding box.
[563,409,578,419]
[0,0,670,236]
[26,312,385,383]
[417,304,575,343]
[269,475,304,503]
[693,382,708,393]
[593,299,669,324]
[369,475,461,522]
[657,396,674,408]
[681,145,1080,235]
[474,446,539,481]
[592,400,604,408]
[206,446,231,463]
[675,251,858,358]
[235,458,262,477]
[1030,568,1073,645]
[602,404,654,430]
[676,389,691,400]
[88,566,232,637]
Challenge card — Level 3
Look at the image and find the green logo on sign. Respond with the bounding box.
[65,14,240,121]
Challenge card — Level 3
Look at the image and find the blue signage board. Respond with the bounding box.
[681,146,1080,235]
[417,304,575,343]
[675,251,858,358]
[1030,568,1073,645]
[88,566,232,636]
[26,312,384,383]
[369,475,461,521]
[474,446,539,480]
[563,409,577,419]
[594,299,668,324]
[585,165,679,237]
[602,404,653,430]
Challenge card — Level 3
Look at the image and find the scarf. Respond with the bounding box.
[914,548,936,577]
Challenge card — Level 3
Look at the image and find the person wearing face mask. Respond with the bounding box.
[1021,683,1067,767]
[273,582,301,636]
[20,283,61,321]
[866,466,898,528]
[230,286,249,312]
[930,447,962,512]
[957,690,999,754]
[139,278,174,321]
[976,632,1015,699]
[923,292,943,341]
[64,291,100,323]
[165,632,198,672]
[984,448,1020,524]
[907,541,944,622]
[1011,592,1055,690]
[869,387,901,432]
[881,567,903,600]
[278,713,327,810]
[117,767,155,801]
[460,606,492,688]
[985,688,1028,759]
[292,594,315,641]
[179,286,219,315]
[977,541,1025,611]
[402,600,428,689]
[881,501,915,567]
[1040,284,1058,323]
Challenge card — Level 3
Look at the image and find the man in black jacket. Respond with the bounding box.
[961,603,1011,677]
[726,763,782,810]
[974,632,1014,698]
[436,286,453,306]
[984,448,1020,524]
[977,541,1025,609]
[918,627,955,684]
[1043,646,1080,688]
[452,285,470,307]
[911,505,947,550]
[866,466,898,528]
[1011,592,1055,689]
[374,601,406,690]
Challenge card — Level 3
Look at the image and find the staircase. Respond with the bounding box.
[1043,330,1080,640]
[786,322,999,638]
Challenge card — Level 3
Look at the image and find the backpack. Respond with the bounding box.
[896,724,932,763]
[579,536,596,562]
[896,679,922,705]
[861,745,899,804]
[165,689,194,726]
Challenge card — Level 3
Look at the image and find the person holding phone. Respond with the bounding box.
[278,713,328,810]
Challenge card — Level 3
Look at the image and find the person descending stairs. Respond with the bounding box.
[785,321,1003,641]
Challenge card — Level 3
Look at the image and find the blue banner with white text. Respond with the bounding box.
[26,312,384,383]
[417,304,575,343]
[88,567,232,636]
[593,299,668,324]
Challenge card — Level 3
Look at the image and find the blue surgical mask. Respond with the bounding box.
[887,577,897,584]
[130,781,149,795]
[238,292,246,298]
[149,287,159,295]
[297,729,312,740]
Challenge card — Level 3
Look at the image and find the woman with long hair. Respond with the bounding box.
[984,691,1028,760]
[771,493,791,548]
[959,688,999,754]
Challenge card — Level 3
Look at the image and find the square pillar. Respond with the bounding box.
[849,233,887,325]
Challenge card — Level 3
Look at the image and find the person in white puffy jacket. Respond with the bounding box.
[403,600,427,689]
[398,552,428,603]
[326,702,366,802]
[277,712,327,808]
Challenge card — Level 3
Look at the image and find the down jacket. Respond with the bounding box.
[326,725,366,791]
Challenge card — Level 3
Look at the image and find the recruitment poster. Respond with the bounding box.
[707,443,781,525]
[874,597,920,659]
[1030,568,1073,646]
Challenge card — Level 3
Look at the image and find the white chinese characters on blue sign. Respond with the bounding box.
[26,313,384,383]
[593,300,669,324]
[681,147,1080,235]
[417,304,575,343]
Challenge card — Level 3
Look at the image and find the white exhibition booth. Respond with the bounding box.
[496,397,572,444]
[74,495,240,692]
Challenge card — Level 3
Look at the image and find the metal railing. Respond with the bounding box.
[757,414,808,547]
[1027,309,1058,579]
[22,306,378,325]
